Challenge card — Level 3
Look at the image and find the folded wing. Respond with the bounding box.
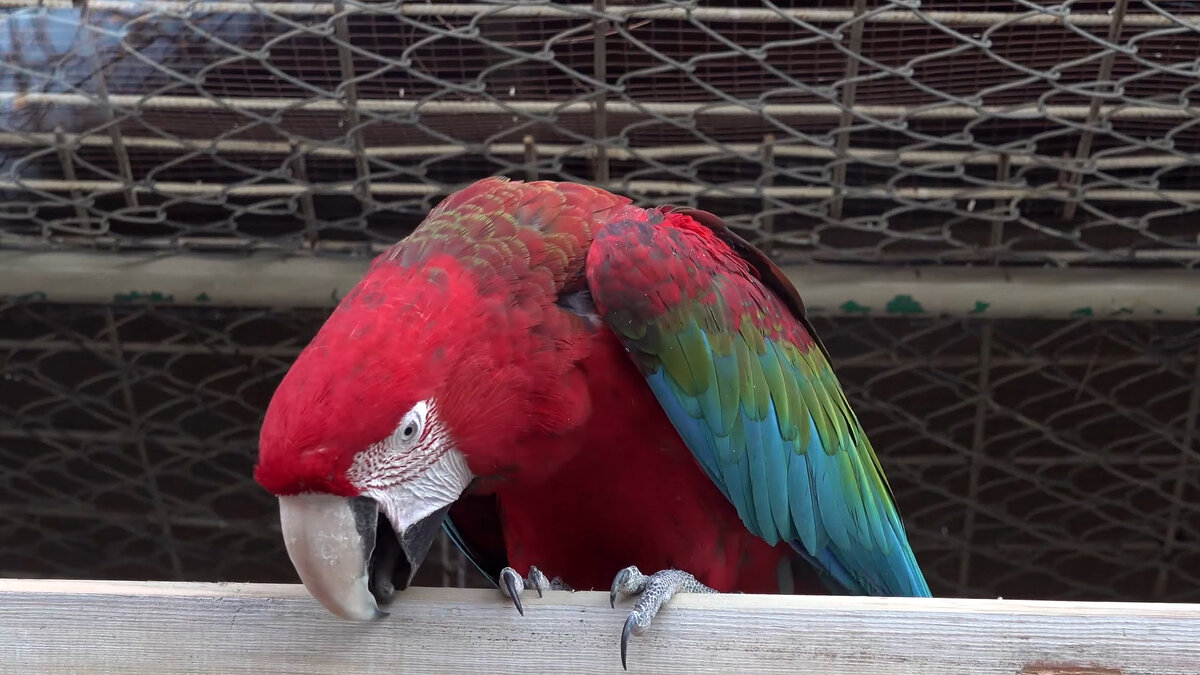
[585,206,930,597]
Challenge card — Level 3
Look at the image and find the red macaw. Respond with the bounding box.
[254,177,930,667]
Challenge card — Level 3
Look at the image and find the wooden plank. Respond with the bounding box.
[2,580,1200,674]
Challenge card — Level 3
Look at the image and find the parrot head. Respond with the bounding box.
[253,178,626,621]
[253,261,483,621]
[253,250,562,621]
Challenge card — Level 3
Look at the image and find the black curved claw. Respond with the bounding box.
[609,567,629,609]
[620,612,637,671]
[503,572,524,616]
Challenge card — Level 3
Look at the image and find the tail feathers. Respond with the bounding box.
[790,540,932,598]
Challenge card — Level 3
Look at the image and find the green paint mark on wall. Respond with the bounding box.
[968,301,990,314]
[1,291,48,303]
[194,292,211,303]
[1070,307,1094,317]
[840,300,870,315]
[885,294,925,315]
[113,291,175,303]
[1109,307,1133,316]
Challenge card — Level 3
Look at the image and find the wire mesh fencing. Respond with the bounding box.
[0,0,1195,266]
[2,297,1199,602]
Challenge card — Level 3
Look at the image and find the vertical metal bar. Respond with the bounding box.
[957,324,993,595]
[289,142,319,246]
[94,75,139,208]
[79,0,137,208]
[989,154,1011,262]
[830,0,867,221]
[1061,0,1129,222]
[524,134,538,180]
[759,134,776,256]
[53,128,93,231]
[957,156,1012,593]
[105,307,184,579]
[333,0,372,208]
[1153,349,1200,600]
[84,50,139,207]
[592,0,610,185]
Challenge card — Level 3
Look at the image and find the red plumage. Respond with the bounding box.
[255,177,818,595]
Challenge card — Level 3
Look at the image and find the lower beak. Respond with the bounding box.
[277,493,451,622]
[397,503,452,587]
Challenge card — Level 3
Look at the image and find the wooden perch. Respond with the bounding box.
[2,579,1199,674]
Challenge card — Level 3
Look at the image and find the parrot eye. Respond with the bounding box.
[393,400,428,448]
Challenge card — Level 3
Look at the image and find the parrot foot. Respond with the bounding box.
[609,566,717,670]
[499,565,572,616]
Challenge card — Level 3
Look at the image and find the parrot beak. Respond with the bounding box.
[278,494,454,622]
[278,493,387,622]
[277,449,473,621]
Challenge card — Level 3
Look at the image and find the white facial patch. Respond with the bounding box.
[346,399,474,534]
[369,447,473,535]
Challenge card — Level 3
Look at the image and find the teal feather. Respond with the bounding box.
[787,420,820,555]
[743,404,779,542]
[760,402,794,543]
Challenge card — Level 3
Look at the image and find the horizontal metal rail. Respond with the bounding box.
[3,177,1198,202]
[0,0,1193,28]
[2,132,1190,170]
[0,92,1193,121]
[2,250,1197,320]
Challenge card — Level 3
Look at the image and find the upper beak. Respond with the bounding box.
[278,493,451,622]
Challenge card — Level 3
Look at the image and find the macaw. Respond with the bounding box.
[254,177,930,667]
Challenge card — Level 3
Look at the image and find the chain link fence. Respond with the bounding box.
[0,0,1196,264]
[3,300,1199,601]
[1,0,1199,602]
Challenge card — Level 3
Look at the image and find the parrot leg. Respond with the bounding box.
[609,566,718,670]
[499,565,573,616]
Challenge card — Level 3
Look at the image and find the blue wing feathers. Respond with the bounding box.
[743,405,780,542]
[810,435,854,555]
[643,333,932,598]
[852,448,892,558]
[761,403,794,544]
[725,414,756,534]
[808,548,866,595]
[787,448,820,555]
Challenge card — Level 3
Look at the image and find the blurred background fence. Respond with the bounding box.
[1,0,1199,602]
